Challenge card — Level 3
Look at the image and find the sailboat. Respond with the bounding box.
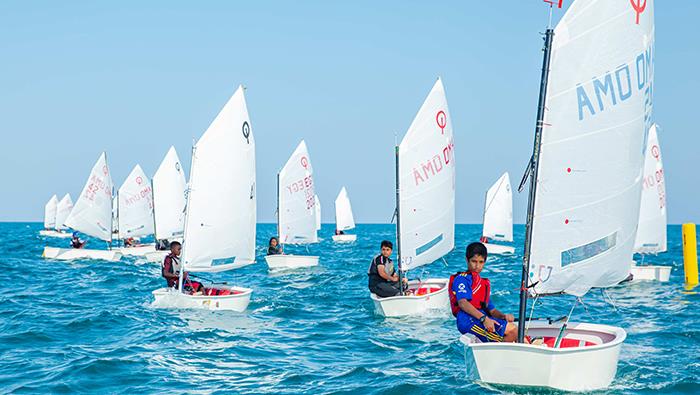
[152,85,255,312]
[629,124,670,281]
[460,0,654,391]
[480,172,514,254]
[144,146,188,263]
[113,164,156,256]
[54,193,74,236]
[315,194,322,232]
[39,195,72,238]
[332,187,357,242]
[370,78,455,317]
[43,153,123,261]
[264,140,320,270]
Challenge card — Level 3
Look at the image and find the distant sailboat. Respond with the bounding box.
[144,146,188,263]
[265,140,320,270]
[332,187,357,242]
[43,153,122,261]
[460,0,654,391]
[370,77,455,317]
[152,85,256,311]
[115,164,156,256]
[480,172,514,254]
[629,124,670,281]
[39,195,72,238]
[54,193,74,235]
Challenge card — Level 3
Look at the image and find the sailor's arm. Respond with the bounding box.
[377,264,397,282]
[488,308,515,322]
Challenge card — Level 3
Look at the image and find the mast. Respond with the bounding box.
[276,172,281,246]
[395,145,404,295]
[179,143,196,294]
[518,28,554,343]
[151,178,159,242]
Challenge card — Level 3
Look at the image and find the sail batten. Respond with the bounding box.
[397,78,455,271]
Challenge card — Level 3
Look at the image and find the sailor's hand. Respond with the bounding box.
[401,277,408,284]
[504,314,515,323]
[484,317,496,333]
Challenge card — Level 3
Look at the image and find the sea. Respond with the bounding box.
[0,223,697,394]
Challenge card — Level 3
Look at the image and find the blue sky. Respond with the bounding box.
[1,1,697,224]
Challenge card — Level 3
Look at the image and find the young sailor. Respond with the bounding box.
[70,232,86,249]
[367,240,406,297]
[161,241,203,294]
[450,242,518,342]
[267,237,283,255]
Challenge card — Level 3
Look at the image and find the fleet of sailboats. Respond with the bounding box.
[34,0,675,390]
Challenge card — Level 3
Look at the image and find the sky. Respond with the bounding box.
[1,1,698,224]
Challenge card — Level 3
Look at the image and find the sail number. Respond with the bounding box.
[285,176,316,210]
[85,174,110,202]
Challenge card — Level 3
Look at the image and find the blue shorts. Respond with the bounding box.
[456,312,507,342]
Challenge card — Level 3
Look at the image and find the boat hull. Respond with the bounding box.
[42,247,123,261]
[370,278,449,317]
[332,234,357,243]
[39,230,72,238]
[264,254,319,270]
[152,286,252,312]
[143,250,169,263]
[116,244,156,257]
[460,321,626,391]
[483,243,515,255]
[629,261,671,282]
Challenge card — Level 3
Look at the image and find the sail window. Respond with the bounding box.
[561,232,617,266]
[415,234,443,256]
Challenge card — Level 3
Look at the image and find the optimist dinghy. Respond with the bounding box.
[370,78,455,317]
[152,85,256,312]
[264,141,320,270]
[43,152,122,261]
[629,124,671,281]
[332,187,357,242]
[39,195,73,238]
[114,165,156,256]
[144,146,188,264]
[460,0,655,391]
[480,173,515,255]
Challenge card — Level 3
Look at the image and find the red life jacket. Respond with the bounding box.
[448,271,491,317]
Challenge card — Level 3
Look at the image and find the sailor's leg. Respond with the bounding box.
[372,282,401,297]
[503,322,518,342]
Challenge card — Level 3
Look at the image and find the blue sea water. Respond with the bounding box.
[0,223,698,394]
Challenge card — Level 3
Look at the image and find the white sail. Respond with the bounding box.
[334,187,356,231]
[152,146,187,240]
[398,78,455,271]
[529,0,655,296]
[634,124,666,253]
[43,195,58,229]
[314,195,322,231]
[482,173,513,242]
[65,152,114,241]
[117,164,154,239]
[55,193,74,230]
[182,85,256,271]
[278,140,318,244]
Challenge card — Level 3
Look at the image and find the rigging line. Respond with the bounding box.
[525,294,540,334]
[554,297,579,348]
[601,289,620,313]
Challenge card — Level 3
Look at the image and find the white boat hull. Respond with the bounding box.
[370,278,449,317]
[143,250,169,263]
[39,230,72,238]
[460,321,626,391]
[264,254,319,270]
[152,286,252,312]
[332,234,357,243]
[116,244,156,257]
[483,243,515,255]
[629,261,671,282]
[42,247,123,261]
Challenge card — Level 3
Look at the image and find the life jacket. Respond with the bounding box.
[163,253,182,274]
[448,271,491,317]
